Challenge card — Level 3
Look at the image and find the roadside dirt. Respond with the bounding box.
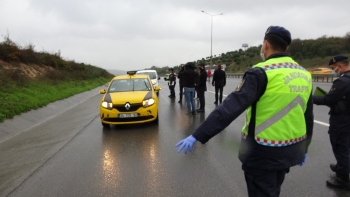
[0,60,54,79]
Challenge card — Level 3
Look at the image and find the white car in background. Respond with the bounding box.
[136,70,160,95]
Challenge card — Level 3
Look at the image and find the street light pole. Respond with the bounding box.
[201,10,223,71]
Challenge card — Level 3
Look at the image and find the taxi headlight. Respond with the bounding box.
[142,98,155,107]
[102,101,113,109]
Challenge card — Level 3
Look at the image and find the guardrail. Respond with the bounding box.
[225,73,335,83]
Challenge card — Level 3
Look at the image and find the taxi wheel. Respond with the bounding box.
[102,122,110,127]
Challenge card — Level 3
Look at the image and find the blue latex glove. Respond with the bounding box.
[175,135,197,154]
[299,153,307,166]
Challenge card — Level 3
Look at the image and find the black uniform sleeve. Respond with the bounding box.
[304,91,314,153]
[192,68,267,144]
[313,78,350,106]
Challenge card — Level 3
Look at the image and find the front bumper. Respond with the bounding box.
[100,104,158,125]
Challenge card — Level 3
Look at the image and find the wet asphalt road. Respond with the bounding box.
[1,78,349,197]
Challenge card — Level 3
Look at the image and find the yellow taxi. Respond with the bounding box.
[99,71,161,127]
[310,67,332,74]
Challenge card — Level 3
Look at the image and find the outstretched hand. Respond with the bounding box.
[175,135,197,154]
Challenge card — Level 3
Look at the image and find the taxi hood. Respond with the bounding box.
[103,91,153,104]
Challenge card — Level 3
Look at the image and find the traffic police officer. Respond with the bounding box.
[165,68,176,98]
[175,26,314,197]
[313,55,350,190]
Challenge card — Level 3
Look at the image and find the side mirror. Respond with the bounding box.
[99,89,106,94]
[158,77,160,80]
[154,86,161,91]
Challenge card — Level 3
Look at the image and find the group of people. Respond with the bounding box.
[175,62,205,115]
[174,25,350,196]
[166,62,227,115]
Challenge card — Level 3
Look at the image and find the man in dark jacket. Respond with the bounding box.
[313,55,350,191]
[182,62,199,115]
[175,26,314,197]
[196,63,207,112]
[177,65,185,103]
[212,65,226,104]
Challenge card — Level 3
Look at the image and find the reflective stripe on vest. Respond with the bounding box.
[242,57,312,147]
[255,95,305,136]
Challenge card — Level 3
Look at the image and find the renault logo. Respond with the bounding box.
[125,103,131,110]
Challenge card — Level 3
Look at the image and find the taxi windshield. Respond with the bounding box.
[108,78,152,92]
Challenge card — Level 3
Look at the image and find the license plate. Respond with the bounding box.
[118,113,138,118]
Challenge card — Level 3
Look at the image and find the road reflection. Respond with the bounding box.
[102,146,120,190]
[100,123,163,195]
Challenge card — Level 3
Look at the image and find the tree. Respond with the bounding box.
[343,32,350,52]
[307,52,313,59]
[294,52,303,60]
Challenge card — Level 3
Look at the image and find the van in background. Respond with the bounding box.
[136,70,160,95]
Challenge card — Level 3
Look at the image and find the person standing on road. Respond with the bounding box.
[212,64,226,104]
[177,65,185,103]
[313,55,350,191]
[196,63,207,113]
[207,68,211,82]
[175,26,314,197]
[166,68,176,98]
[182,62,199,115]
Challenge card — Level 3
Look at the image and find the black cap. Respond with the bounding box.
[169,68,174,71]
[265,26,291,45]
[329,55,348,66]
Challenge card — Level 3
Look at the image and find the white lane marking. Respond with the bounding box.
[314,120,329,127]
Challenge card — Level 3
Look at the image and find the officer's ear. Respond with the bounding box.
[264,40,270,51]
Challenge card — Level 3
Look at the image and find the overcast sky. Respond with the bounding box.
[1,0,349,71]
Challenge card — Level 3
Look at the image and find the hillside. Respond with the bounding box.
[0,36,114,122]
[0,59,55,79]
[148,32,350,74]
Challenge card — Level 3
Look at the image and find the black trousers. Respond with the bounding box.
[169,85,175,96]
[243,165,289,197]
[329,131,350,175]
[197,90,205,109]
[215,86,224,103]
[179,84,183,101]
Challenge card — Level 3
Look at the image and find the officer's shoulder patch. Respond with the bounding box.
[235,79,246,92]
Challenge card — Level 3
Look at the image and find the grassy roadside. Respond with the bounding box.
[0,77,110,123]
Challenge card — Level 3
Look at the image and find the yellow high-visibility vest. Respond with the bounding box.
[242,56,312,147]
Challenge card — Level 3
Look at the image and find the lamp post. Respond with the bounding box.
[201,10,223,70]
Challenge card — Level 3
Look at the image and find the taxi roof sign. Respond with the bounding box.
[127,71,137,75]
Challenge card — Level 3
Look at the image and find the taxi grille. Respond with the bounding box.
[104,116,154,122]
[113,103,142,112]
